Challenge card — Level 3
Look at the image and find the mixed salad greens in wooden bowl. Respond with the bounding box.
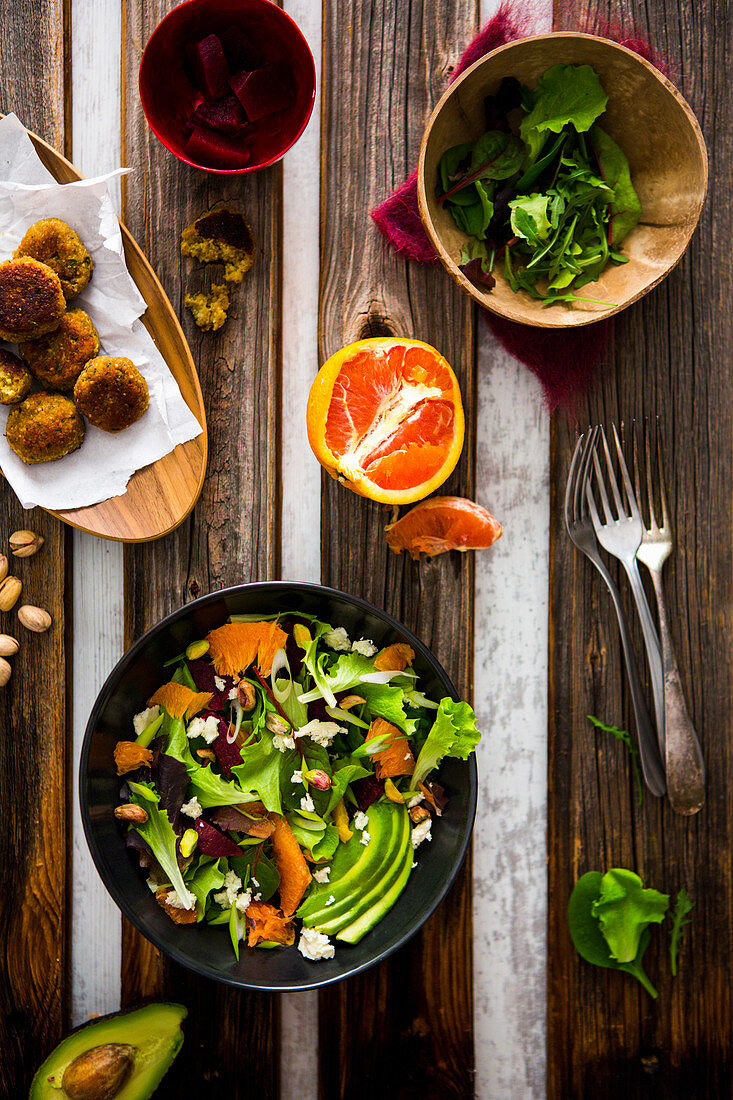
[81,583,479,989]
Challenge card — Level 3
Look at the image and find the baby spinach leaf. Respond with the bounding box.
[568,871,659,998]
[520,64,608,163]
[591,868,669,963]
[669,888,693,976]
[438,142,473,192]
[590,124,642,244]
[587,715,643,806]
[470,131,524,180]
[230,848,279,902]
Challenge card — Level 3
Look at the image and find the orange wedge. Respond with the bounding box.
[306,337,464,504]
[385,496,503,559]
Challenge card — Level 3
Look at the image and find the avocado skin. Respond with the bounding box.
[28,1003,186,1100]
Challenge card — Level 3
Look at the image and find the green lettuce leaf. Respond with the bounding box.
[589,124,642,244]
[127,781,192,907]
[231,733,287,814]
[187,857,227,922]
[358,683,419,736]
[411,698,481,787]
[520,64,608,162]
[591,868,670,963]
[297,652,376,706]
[230,848,280,902]
[310,823,340,862]
[509,193,551,243]
[326,761,371,814]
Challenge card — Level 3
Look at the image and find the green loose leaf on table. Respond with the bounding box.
[669,888,694,976]
[591,868,669,963]
[587,714,644,806]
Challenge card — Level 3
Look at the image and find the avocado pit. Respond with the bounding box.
[61,1043,135,1100]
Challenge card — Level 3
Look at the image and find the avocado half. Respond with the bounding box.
[28,1003,186,1100]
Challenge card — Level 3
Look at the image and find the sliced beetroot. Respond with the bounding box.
[157,753,189,833]
[194,818,242,857]
[191,94,246,134]
[186,34,230,100]
[229,62,296,122]
[220,24,263,72]
[185,124,251,169]
[210,723,243,779]
[186,658,232,710]
[351,775,384,811]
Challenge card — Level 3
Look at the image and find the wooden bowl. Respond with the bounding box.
[417,33,708,328]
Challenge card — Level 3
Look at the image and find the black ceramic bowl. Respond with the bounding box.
[80,581,478,991]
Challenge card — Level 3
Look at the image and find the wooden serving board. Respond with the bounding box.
[3,123,208,543]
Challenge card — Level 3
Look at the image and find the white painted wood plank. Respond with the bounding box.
[473,4,551,1097]
[70,0,124,1027]
[279,0,322,1095]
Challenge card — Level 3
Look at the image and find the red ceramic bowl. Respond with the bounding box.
[139,0,316,174]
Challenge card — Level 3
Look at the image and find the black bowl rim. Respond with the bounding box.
[79,579,478,992]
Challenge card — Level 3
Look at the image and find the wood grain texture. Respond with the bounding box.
[0,2,70,1094]
[317,1,477,1096]
[120,0,281,1093]
[548,0,733,1095]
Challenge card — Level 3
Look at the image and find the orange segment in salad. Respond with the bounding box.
[148,681,213,719]
[206,619,287,677]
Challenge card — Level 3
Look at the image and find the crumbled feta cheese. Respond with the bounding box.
[133,705,160,737]
[187,714,220,744]
[407,792,424,809]
[323,626,351,651]
[301,792,315,813]
[235,888,252,913]
[214,869,243,908]
[326,895,336,906]
[291,769,304,785]
[298,927,335,961]
[214,676,226,691]
[411,818,432,849]
[180,796,202,820]
[166,887,196,910]
[272,733,296,752]
[313,866,331,884]
[353,810,369,831]
[251,877,259,888]
[296,719,346,747]
[254,892,262,901]
[228,686,238,701]
[360,830,371,845]
[351,637,377,657]
[412,861,418,868]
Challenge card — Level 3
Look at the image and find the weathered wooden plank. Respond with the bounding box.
[317,1,477,1096]
[548,1,733,1095]
[0,3,71,1095]
[120,1,281,1093]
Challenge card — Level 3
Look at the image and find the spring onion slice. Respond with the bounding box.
[325,705,370,729]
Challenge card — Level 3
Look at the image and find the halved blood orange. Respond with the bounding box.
[306,337,464,504]
[385,496,503,559]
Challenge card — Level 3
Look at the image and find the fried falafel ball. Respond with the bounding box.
[20,308,100,392]
[0,349,33,405]
[6,391,85,463]
[74,356,149,432]
[14,218,93,301]
[0,256,66,343]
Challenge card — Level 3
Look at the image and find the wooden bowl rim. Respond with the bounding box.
[417,31,709,329]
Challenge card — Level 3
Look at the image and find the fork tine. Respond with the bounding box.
[599,426,624,518]
[644,419,658,530]
[612,423,641,520]
[575,426,599,522]
[584,470,603,531]
[656,419,671,530]
[591,447,615,524]
[564,433,584,529]
[632,421,646,527]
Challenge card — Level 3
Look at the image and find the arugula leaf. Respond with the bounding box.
[669,888,693,976]
[127,781,192,908]
[520,64,608,163]
[568,871,659,998]
[411,698,481,787]
[589,124,642,244]
[587,715,643,806]
[591,868,669,963]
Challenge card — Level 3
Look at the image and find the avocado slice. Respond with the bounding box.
[297,802,396,922]
[305,806,411,935]
[29,1003,186,1100]
[337,831,414,944]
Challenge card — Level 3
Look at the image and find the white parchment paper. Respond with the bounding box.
[0,113,203,510]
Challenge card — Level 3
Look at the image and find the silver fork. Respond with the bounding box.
[585,426,666,758]
[634,423,705,815]
[564,430,665,796]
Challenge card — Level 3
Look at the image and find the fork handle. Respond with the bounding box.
[649,569,705,814]
[589,554,666,796]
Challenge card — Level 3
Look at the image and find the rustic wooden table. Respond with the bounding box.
[1,0,729,1097]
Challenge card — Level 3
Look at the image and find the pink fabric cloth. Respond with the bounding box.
[370,3,665,411]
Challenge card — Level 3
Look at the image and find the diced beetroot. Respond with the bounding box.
[220,24,263,72]
[191,94,246,134]
[186,659,233,710]
[211,726,243,779]
[186,34,230,100]
[185,124,250,169]
[194,818,242,857]
[351,775,384,811]
[229,62,296,123]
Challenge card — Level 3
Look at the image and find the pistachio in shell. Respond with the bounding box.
[61,1043,135,1100]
